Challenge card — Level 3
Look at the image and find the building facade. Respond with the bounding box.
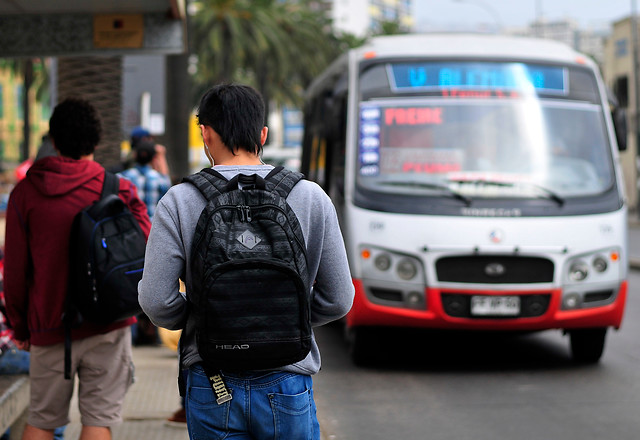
[330,0,414,36]
[603,17,638,213]
[511,18,607,66]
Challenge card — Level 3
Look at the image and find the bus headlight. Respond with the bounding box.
[592,255,607,273]
[359,246,426,310]
[564,247,622,284]
[374,253,392,271]
[568,261,589,281]
[360,246,424,283]
[397,258,418,280]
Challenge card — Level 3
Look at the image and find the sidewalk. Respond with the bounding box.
[65,345,188,440]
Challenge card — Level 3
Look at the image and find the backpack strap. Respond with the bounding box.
[88,172,125,219]
[102,170,120,198]
[263,166,304,199]
[183,166,303,201]
[182,169,228,202]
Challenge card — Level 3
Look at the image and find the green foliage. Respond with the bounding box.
[0,58,50,160]
[335,32,367,50]
[0,58,49,101]
[190,0,343,107]
[189,1,410,108]
[374,19,410,36]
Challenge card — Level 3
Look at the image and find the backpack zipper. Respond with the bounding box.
[223,204,306,259]
[236,205,252,222]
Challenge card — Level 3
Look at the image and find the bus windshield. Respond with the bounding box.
[356,61,615,201]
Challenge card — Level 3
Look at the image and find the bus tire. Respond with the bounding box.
[569,328,607,363]
[346,327,377,366]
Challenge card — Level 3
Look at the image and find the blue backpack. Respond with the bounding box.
[64,171,146,378]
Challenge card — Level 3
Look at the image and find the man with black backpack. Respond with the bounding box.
[139,83,354,440]
[4,98,151,440]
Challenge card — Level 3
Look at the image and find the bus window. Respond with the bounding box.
[355,62,615,205]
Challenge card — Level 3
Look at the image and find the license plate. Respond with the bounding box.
[470,296,520,316]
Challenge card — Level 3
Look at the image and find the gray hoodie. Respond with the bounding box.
[138,165,355,375]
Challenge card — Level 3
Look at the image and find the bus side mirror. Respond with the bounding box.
[612,107,627,151]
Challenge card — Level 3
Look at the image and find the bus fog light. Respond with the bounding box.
[397,258,418,280]
[407,291,423,305]
[568,261,589,281]
[563,293,581,309]
[374,253,392,271]
[525,295,546,316]
[592,256,607,273]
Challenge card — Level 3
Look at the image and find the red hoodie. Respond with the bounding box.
[4,156,152,346]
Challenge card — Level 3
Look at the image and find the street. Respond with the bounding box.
[312,271,640,440]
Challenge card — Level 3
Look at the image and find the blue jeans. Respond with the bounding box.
[1,427,65,440]
[185,365,320,440]
[0,347,30,374]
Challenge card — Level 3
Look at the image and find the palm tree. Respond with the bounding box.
[0,58,49,161]
[374,19,410,36]
[190,0,341,110]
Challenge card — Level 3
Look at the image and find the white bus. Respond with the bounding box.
[301,34,629,364]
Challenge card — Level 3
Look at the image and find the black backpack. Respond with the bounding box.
[183,166,311,372]
[63,170,146,378]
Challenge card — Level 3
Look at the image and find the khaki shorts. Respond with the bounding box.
[28,327,134,429]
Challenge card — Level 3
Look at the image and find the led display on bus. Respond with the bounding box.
[388,62,567,94]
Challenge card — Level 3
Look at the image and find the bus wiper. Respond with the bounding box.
[379,181,472,206]
[448,179,565,206]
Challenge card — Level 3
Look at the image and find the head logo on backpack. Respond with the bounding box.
[183,166,311,372]
[63,170,146,379]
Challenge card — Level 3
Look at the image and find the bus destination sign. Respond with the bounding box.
[388,62,567,94]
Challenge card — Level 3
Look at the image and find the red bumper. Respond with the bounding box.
[346,279,627,331]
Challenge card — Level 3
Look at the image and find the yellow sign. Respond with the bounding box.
[93,14,144,49]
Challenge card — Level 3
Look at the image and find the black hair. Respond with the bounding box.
[134,141,156,166]
[49,98,102,159]
[196,84,265,156]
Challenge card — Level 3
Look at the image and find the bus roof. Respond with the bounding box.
[355,33,594,67]
[305,33,597,99]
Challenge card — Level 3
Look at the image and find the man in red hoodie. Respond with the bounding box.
[4,98,151,440]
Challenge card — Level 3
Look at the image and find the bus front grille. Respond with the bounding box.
[436,256,554,284]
